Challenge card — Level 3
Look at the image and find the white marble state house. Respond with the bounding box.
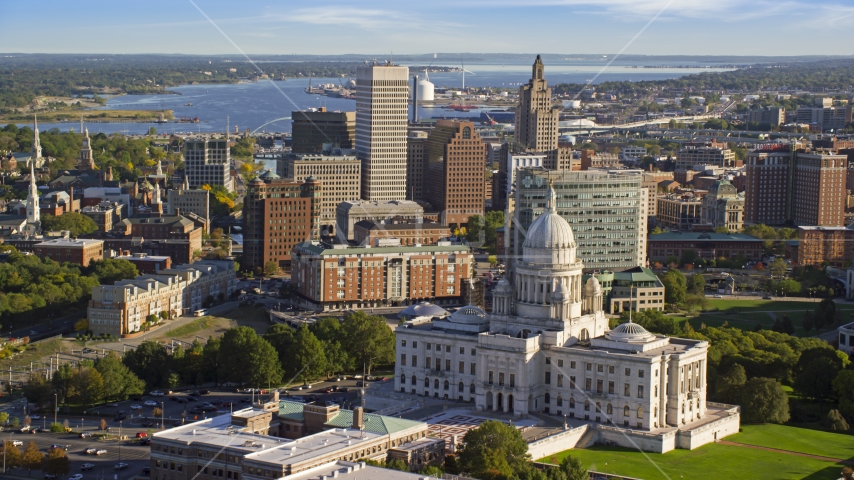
[394,186,740,452]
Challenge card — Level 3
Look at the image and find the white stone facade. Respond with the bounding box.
[395,186,736,451]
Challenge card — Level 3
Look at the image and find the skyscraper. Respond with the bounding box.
[355,63,409,201]
[792,151,847,226]
[515,55,559,151]
[423,120,486,226]
[291,108,355,153]
[78,128,95,171]
[744,146,793,226]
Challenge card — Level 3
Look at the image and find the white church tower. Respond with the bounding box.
[26,158,40,232]
[31,115,42,165]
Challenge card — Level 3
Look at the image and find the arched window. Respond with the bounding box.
[444,380,450,390]
[470,383,476,394]
[638,406,644,419]
[400,374,406,384]
[462,127,471,139]
[411,375,416,385]
[544,393,551,404]
[624,405,630,417]
[557,396,563,407]
[569,397,575,408]
[606,403,613,415]
[459,382,464,392]
[424,377,430,388]
[434,379,439,389]
[579,328,590,341]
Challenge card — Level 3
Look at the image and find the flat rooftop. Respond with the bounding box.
[283,461,435,480]
[244,427,382,466]
[152,411,287,453]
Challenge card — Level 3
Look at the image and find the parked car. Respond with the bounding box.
[130,404,142,410]
[30,414,41,420]
[11,440,22,446]
[80,463,95,471]
[144,400,159,407]
[95,449,107,455]
[149,390,164,397]
[141,467,151,476]
[44,474,58,479]
[79,432,91,439]
[85,448,98,455]
[115,463,129,470]
[136,432,148,438]
[139,438,151,445]
[107,402,120,407]
[70,475,84,480]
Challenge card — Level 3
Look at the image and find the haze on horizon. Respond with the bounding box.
[2,0,854,57]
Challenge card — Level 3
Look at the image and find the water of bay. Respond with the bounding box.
[18,59,733,135]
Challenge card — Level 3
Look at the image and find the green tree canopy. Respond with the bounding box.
[457,420,530,479]
[738,377,790,424]
[88,258,139,285]
[688,273,706,295]
[122,340,171,389]
[40,212,98,237]
[659,269,687,305]
[95,352,145,401]
[341,311,395,375]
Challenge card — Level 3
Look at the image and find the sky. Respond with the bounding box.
[2,0,854,56]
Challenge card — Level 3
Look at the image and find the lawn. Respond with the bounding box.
[543,443,844,480]
[728,424,854,461]
[157,317,220,338]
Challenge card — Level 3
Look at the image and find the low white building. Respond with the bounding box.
[394,186,740,453]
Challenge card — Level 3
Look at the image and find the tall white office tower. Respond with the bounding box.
[355,62,409,201]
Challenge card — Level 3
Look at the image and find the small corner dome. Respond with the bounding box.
[584,276,602,294]
[260,170,280,180]
[494,278,512,293]
[448,306,487,325]
[398,302,448,319]
[606,322,656,343]
[551,281,568,300]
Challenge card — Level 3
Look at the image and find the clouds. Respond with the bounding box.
[1,0,853,55]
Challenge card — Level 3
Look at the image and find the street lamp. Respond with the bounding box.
[53,393,57,426]
[160,402,165,430]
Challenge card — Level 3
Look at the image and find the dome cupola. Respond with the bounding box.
[522,183,576,265]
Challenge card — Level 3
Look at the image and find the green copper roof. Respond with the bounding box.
[278,400,305,421]
[613,266,659,283]
[324,409,422,435]
[277,400,421,435]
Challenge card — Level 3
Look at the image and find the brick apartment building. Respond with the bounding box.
[792,152,847,226]
[33,238,104,267]
[791,226,854,267]
[291,240,473,311]
[647,232,764,263]
[242,173,321,271]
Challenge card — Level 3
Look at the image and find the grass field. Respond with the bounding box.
[728,424,854,460]
[157,317,220,338]
[544,442,844,480]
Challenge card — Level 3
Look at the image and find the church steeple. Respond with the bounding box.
[156,159,163,176]
[31,115,42,163]
[26,159,40,229]
[78,126,95,171]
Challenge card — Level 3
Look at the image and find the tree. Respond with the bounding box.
[802,311,814,333]
[74,319,89,333]
[822,409,849,431]
[679,249,698,267]
[834,370,854,417]
[1,440,22,469]
[341,311,395,376]
[88,258,139,284]
[386,459,409,472]
[770,258,787,278]
[0,412,8,425]
[659,269,687,305]
[793,347,848,401]
[420,465,444,477]
[457,420,529,479]
[73,365,104,407]
[263,260,279,278]
[218,327,282,387]
[487,255,498,268]
[264,324,296,378]
[322,340,351,378]
[40,213,98,237]
[738,378,790,424]
[21,441,44,476]
[95,352,145,401]
[688,273,706,295]
[291,325,327,384]
[558,455,589,480]
[23,373,52,407]
[814,298,837,329]
[123,340,171,389]
[42,448,71,477]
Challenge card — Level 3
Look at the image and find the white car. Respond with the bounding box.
[70,475,84,480]
[149,390,164,396]
[115,463,128,470]
[80,463,95,471]
[130,404,142,410]
[12,440,22,446]
[144,400,159,407]
[30,415,41,420]
[95,449,107,455]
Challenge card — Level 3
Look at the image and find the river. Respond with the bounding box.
[15,58,734,135]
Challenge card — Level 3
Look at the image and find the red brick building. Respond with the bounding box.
[242,173,321,271]
[291,240,473,311]
[792,226,854,267]
[792,152,847,227]
[647,232,763,262]
[33,238,104,267]
[423,120,486,227]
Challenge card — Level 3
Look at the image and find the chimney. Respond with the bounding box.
[352,406,364,430]
[175,208,181,217]
[271,390,279,403]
